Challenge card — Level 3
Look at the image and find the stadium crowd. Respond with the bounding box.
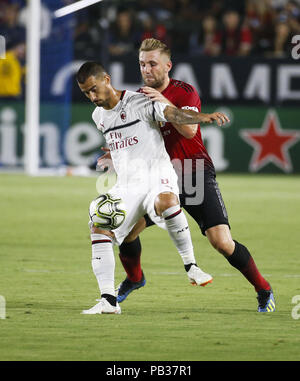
[0,0,300,97]
[73,0,300,58]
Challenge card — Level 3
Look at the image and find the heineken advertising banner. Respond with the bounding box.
[0,101,299,174]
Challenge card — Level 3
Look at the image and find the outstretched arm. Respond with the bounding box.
[141,86,229,136]
[163,105,229,127]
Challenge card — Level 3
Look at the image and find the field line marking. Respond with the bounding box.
[21,269,300,278]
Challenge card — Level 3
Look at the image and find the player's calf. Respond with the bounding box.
[82,201,119,315]
[157,192,196,266]
[206,225,235,257]
[156,192,212,283]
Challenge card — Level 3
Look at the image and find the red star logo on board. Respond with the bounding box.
[240,110,300,172]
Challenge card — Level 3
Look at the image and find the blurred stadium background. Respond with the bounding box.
[0,0,300,175]
[1,0,300,363]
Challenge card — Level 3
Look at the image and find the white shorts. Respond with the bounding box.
[109,168,179,245]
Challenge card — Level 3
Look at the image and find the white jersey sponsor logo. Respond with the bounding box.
[92,91,177,190]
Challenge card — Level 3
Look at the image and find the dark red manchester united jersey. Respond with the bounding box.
[160,78,214,172]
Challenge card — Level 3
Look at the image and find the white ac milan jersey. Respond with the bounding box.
[92,90,177,190]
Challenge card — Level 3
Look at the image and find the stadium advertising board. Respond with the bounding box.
[0,102,299,174]
[71,56,300,106]
[1,56,300,173]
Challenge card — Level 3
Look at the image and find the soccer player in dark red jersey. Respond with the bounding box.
[98,38,275,312]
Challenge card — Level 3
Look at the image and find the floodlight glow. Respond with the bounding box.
[54,0,103,18]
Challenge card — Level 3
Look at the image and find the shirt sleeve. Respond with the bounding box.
[92,107,103,131]
[152,100,168,122]
[174,86,201,113]
[131,93,168,123]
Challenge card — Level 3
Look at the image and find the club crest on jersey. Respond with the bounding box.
[120,110,127,122]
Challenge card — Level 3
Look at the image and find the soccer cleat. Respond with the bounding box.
[187,264,213,286]
[81,298,121,315]
[257,288,275,312]
[116,272,146,303]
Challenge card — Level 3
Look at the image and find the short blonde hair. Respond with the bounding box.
[139,38,171,59]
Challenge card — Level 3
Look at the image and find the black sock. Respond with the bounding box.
[119,236,141,257]
[226,240,270,292]
[102,294,116,306]
[226,240,250,270]
[184,263,197,272]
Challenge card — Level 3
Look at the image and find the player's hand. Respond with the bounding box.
[202,112,230,126]
[141,86,173,105]
[96,147,113,171]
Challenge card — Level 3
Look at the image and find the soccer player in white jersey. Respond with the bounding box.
[76,62,229,314]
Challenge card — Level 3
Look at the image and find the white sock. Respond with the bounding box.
[162,205,196,265]
[90,234,115,297]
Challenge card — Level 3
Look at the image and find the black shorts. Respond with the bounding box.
[144,168,230,236]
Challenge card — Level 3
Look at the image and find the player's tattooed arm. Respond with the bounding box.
[164,106,230,127]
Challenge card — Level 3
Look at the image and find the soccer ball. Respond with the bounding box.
[89,193,126,230]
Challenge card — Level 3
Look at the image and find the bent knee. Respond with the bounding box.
[90,225,115,238]
[154,192,179,216]
[211,238,234,256]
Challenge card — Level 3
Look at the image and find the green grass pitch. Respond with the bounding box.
[0,173,299,361]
